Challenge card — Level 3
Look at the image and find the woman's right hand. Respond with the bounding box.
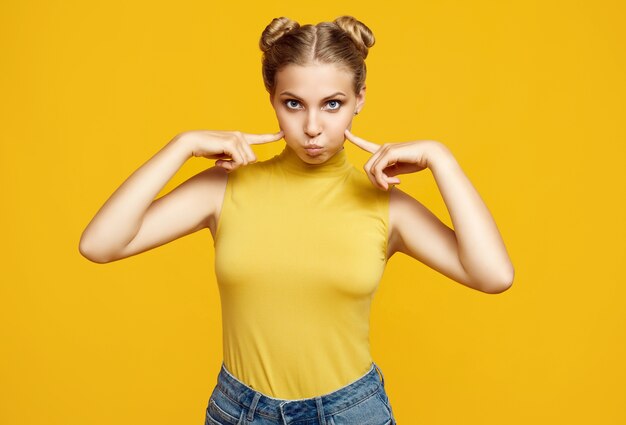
[180,129,284,172]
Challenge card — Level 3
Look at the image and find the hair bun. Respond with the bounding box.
[259,17,300,53]
[333,15,375,59]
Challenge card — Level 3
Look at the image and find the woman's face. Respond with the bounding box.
[270,62,365,164]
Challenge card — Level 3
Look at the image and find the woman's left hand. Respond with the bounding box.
[344,129,444,190]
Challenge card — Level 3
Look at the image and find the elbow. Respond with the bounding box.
[483,281,513,294]
[481,266,515,294]
[462,262,514,294]
[78,235,112,264]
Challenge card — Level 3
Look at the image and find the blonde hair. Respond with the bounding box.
[259,16,375,96]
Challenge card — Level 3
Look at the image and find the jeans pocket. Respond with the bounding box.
[329,391,393,425]
[205,389,245,425]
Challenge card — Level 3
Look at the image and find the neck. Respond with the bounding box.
[277,144,352,177]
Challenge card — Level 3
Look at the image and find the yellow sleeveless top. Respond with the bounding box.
[213,144,390,399]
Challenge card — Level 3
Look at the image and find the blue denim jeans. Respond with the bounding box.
[205,361,397,425]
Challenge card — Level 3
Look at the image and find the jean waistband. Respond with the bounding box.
[215,361,387,423]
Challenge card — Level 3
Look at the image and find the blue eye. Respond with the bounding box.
[325,100,342,110]
[283,99,343,111]
[285,100,301,109]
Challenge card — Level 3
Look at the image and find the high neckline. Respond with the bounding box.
[276,144,353,177]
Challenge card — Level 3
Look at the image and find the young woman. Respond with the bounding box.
[79,15,514,425]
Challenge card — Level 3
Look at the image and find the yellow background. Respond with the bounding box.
[2,0,624,423]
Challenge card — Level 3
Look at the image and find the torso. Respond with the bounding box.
[209,146,393,398]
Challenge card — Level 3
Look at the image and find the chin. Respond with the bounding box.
[298,151,327,164]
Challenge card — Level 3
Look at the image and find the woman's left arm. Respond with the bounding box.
[345,129,514,294]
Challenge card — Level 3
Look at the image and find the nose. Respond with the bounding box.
[304,110,322,138]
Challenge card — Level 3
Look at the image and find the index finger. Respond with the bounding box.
[344,129,380,154]
[244,130,284,145]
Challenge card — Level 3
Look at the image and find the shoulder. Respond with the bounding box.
[389,186,428,222]
[196,164,229,187]
[387,185,449,254]
[225,155,277,181]
[195,165,229,211]
[205,155,278,209]
[347,167,391,202]
[200,156,276,197]
[339,167,391,224]
[389,185,414,206]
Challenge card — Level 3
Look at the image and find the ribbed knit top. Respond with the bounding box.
[213,144,390,399]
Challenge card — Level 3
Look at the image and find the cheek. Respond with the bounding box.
[337,114,353,128]
[275,112,300,144]
[327,115,353,138]
[275,110,297,131]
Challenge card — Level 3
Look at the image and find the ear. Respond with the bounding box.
[355,86,366,113]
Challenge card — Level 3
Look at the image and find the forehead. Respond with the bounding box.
[275,63,354,98]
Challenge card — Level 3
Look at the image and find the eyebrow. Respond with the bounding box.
[279,91,347,101]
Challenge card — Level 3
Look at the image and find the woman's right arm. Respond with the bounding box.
[78,129,283,263]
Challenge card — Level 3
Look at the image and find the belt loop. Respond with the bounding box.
[279,401,289,425]
[246,392,261,422]
[374,362,385,387]
[315,396,327,425]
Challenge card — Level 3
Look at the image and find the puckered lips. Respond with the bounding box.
[304,144,324,156]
